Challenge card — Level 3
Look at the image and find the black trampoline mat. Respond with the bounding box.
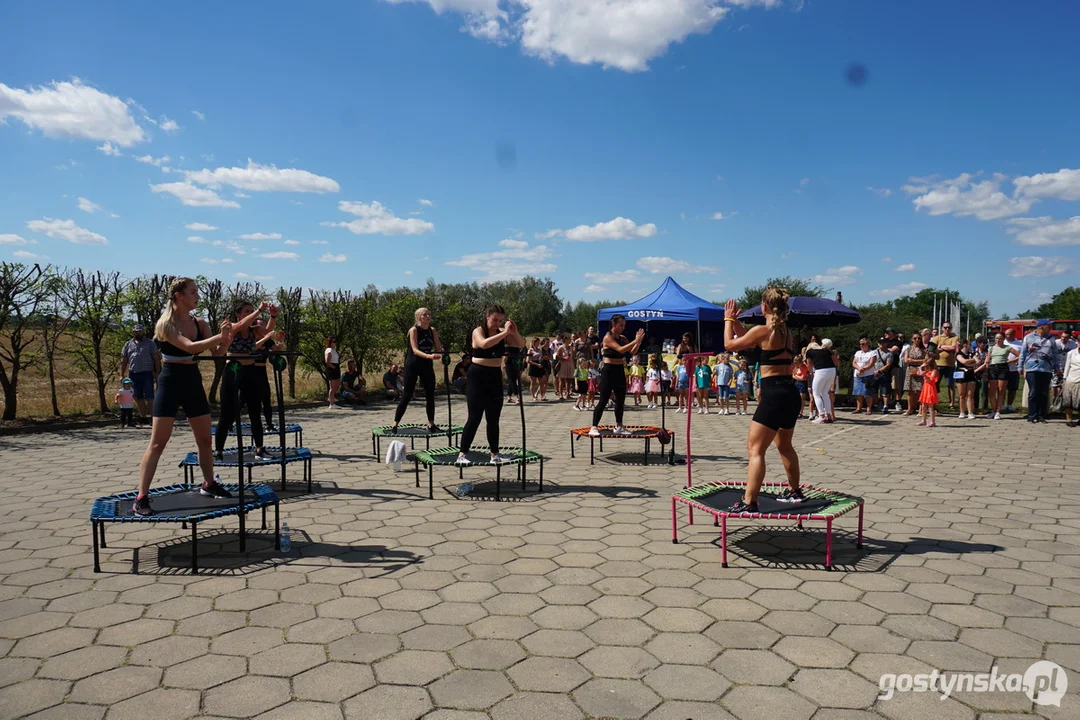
[425,450,536,466]
[374,425,461,437]
[199,447,307,463]
[691,488,837,516]
[573,427,672,439]
[116,489,242,516]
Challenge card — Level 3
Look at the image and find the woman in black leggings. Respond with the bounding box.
[392,307,444,433]
[456,305,524,465]
[587,314,644,437]
[252,319,282,431]
[215,301,278,461]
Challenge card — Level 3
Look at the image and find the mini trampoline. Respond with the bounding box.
[412,446,543,500]
[90,483,279,574]
[212,422,303,447]
[671,480,864,569]
[372,424,463,458]
[570,425,676,466]
[180,446,313,493]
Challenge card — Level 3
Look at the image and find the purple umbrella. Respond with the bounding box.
[737,297,861,328]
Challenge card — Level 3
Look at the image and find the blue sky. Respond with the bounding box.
[2,0,1078,316]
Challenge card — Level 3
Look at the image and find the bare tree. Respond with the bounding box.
[0,263,48,420]
[197,277,229,403]
[276,286,303,398]
[39,268,75,416]
[66,269,126,413]
[126,274,175,328]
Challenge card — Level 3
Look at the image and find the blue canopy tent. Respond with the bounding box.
[596,277,727,353]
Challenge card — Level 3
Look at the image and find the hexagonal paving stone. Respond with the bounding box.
[773,636,855,668]
[355,610,425,634]
[530,605,598,630]
[203,675,291,717]
[163,654,246,690]
[105,688,200,720]
[284,618,356,644]
[704,621,780,650]
[97,618,175,646]
[521,629,595,658]
[317,597,380,620]
[249,643,327,677]
[37,645,127,680]
[583,618,656,646]
[721,686,816,720]
[468,615,539,641]
[294,661,376,701]
[177,610,247,637]
[580,646,660,679]
[712,649,795,686]
[342,685,433,720]
[589,595,655,619]
[450,639,526,670]
[70,666,163,704]
[249,603,318,628]
[0,679,72,720]
[643,700,737,720]
[401,624,472,651]
[790,668,880,709]
[506,656,591,693]
[490,692,585,720]
[128,635,209,667]
[572,678,662,719]
[251,701,345,720]
[643,664,731,701]
[429,669,514,710]
[374,650,454,686]
[10,627,95,658]
[328,633,401,663]
[644,633,722,665]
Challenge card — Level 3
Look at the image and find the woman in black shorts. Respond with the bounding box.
[723,288,804,513]
[391,307,444,433]
[134,277,234,516]
[324,337,341,409]
[587,314,645,437]
[215,301,278,461]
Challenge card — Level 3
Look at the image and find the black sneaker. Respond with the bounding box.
[200,482,233,499]
[777,488,806,503]
[214,451,224,461]
[389,425,398,434]
[428,425,442,434]
[727,499,759,514]
[266,423,278,433]
[255,448,278,461]
[133,496,153,516]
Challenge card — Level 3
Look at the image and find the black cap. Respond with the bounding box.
[884,327,896,333]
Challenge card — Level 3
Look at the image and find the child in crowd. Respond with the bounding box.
[116,378,136,428]
[714,352,733,415]
[695,357,712,414]
[660,361,672,407]
[574,357,589,411]
[586,360,599,410]
[917,356,940,427]
[628,356,646,406]
[792,354,810,419]
[734,360,751,415]
[645,355,660,409]
[675,360,691,413]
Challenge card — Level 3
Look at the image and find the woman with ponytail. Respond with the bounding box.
[134,278,234,516]
[722,287,804,513]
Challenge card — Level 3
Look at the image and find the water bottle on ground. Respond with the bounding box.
[281,522,292,553]
[458,482,473,496]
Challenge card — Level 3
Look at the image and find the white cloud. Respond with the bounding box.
[310,240,330,245]
[258,251,300,260]
[0,234,28,246]
[584,284,606,293]
[895,263,917,272]
[1009,256,1073,278]
[187,236,208,244]
[711,212,727,220]
[97,141,122,156]
[903,173,1034,221]
[13,250,48,260]
[77,197,102,214]
[151,181,240,208]
[584,269,643,285]
[212,240,245,254]
[499,238,529,249]
[543,216,658,242]
[284,239,301,246]
[26,217,108,245]
[795,177,810,193]
[1012,168,1080,202]
[0,79,146,146]
[867,186,892,198]
[185,222,218,231]
[326,201,436,236]
[636,256,717,274]
[1006,216,1080,247]
[159,116,180,132]
[882,257,892,263]
[810,265,862,286]
[404,270,413,275]
[136,154,170,167]
[185,159,340,193]
[201,258,221,264]
[870,281,930,298]
[419,198,434,207]
[238,232,282,241]
[234,192,251,198]
[320,253,348,263]
[234,272,274,281]
[446,240,556,282]
[191,110,206,121]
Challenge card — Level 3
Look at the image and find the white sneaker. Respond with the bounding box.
[588,426,600,437]
[614,426,632,436]
[703,409,710,415]
[490,453,515,464]
[994,412,1001,420]
[454,454,470,466]
[895,402,902,412]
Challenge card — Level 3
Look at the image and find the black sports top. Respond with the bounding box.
[472,327,505,359]
[228,329,256,355]
[804,348,835,370]
[602,334,627,360]
[156,318,206,359]
[406,326,435,364]
[759,330,794,366]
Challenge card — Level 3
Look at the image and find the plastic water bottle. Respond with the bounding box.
[458,482,473,497]
[280,522,292,553]
[214,473,221,487]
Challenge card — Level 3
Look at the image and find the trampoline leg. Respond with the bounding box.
[92,522,100,573]
[539,457,543,493]
[645,438,650,466]
[590,438,594,466]
[425,436,430,450]
[826,517,833,570]
[414,459,420,488]
[599,437,604,453]
[307,458,312,494]
[373,435,378,460]
[570,433,575,458]
[261,505,267,530]
[714,513,719,528]
[721,514,728,568]
[299,430,303,447]
[428,465,434,500]
[247,467,252,484]
[191,522,199,575]
[458,465,463,480]
[797,518,804,530]
[689,505,694,526]
[857,502,864,549]
[274,503,280,551]
[99,522,107,549]
[670,498,678,544]
[496,464,501,501]
[519,462,524,492]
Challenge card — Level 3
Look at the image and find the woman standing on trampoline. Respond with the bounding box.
[215,301,279,462]
[456,305,525,465]
[134,277,234,517]
[587,314,645,437]
[391,308,444,434]
[723,288,804,513]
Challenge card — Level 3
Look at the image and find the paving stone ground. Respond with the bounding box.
[1,398,1079,719]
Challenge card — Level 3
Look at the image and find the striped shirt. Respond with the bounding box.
[121,337,159,374]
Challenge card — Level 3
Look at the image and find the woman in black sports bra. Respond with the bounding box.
[214,301,278,462]
[587,314,644,437]
[134,277,234,517]
[392,307,444,433]
[723,287,804,513]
